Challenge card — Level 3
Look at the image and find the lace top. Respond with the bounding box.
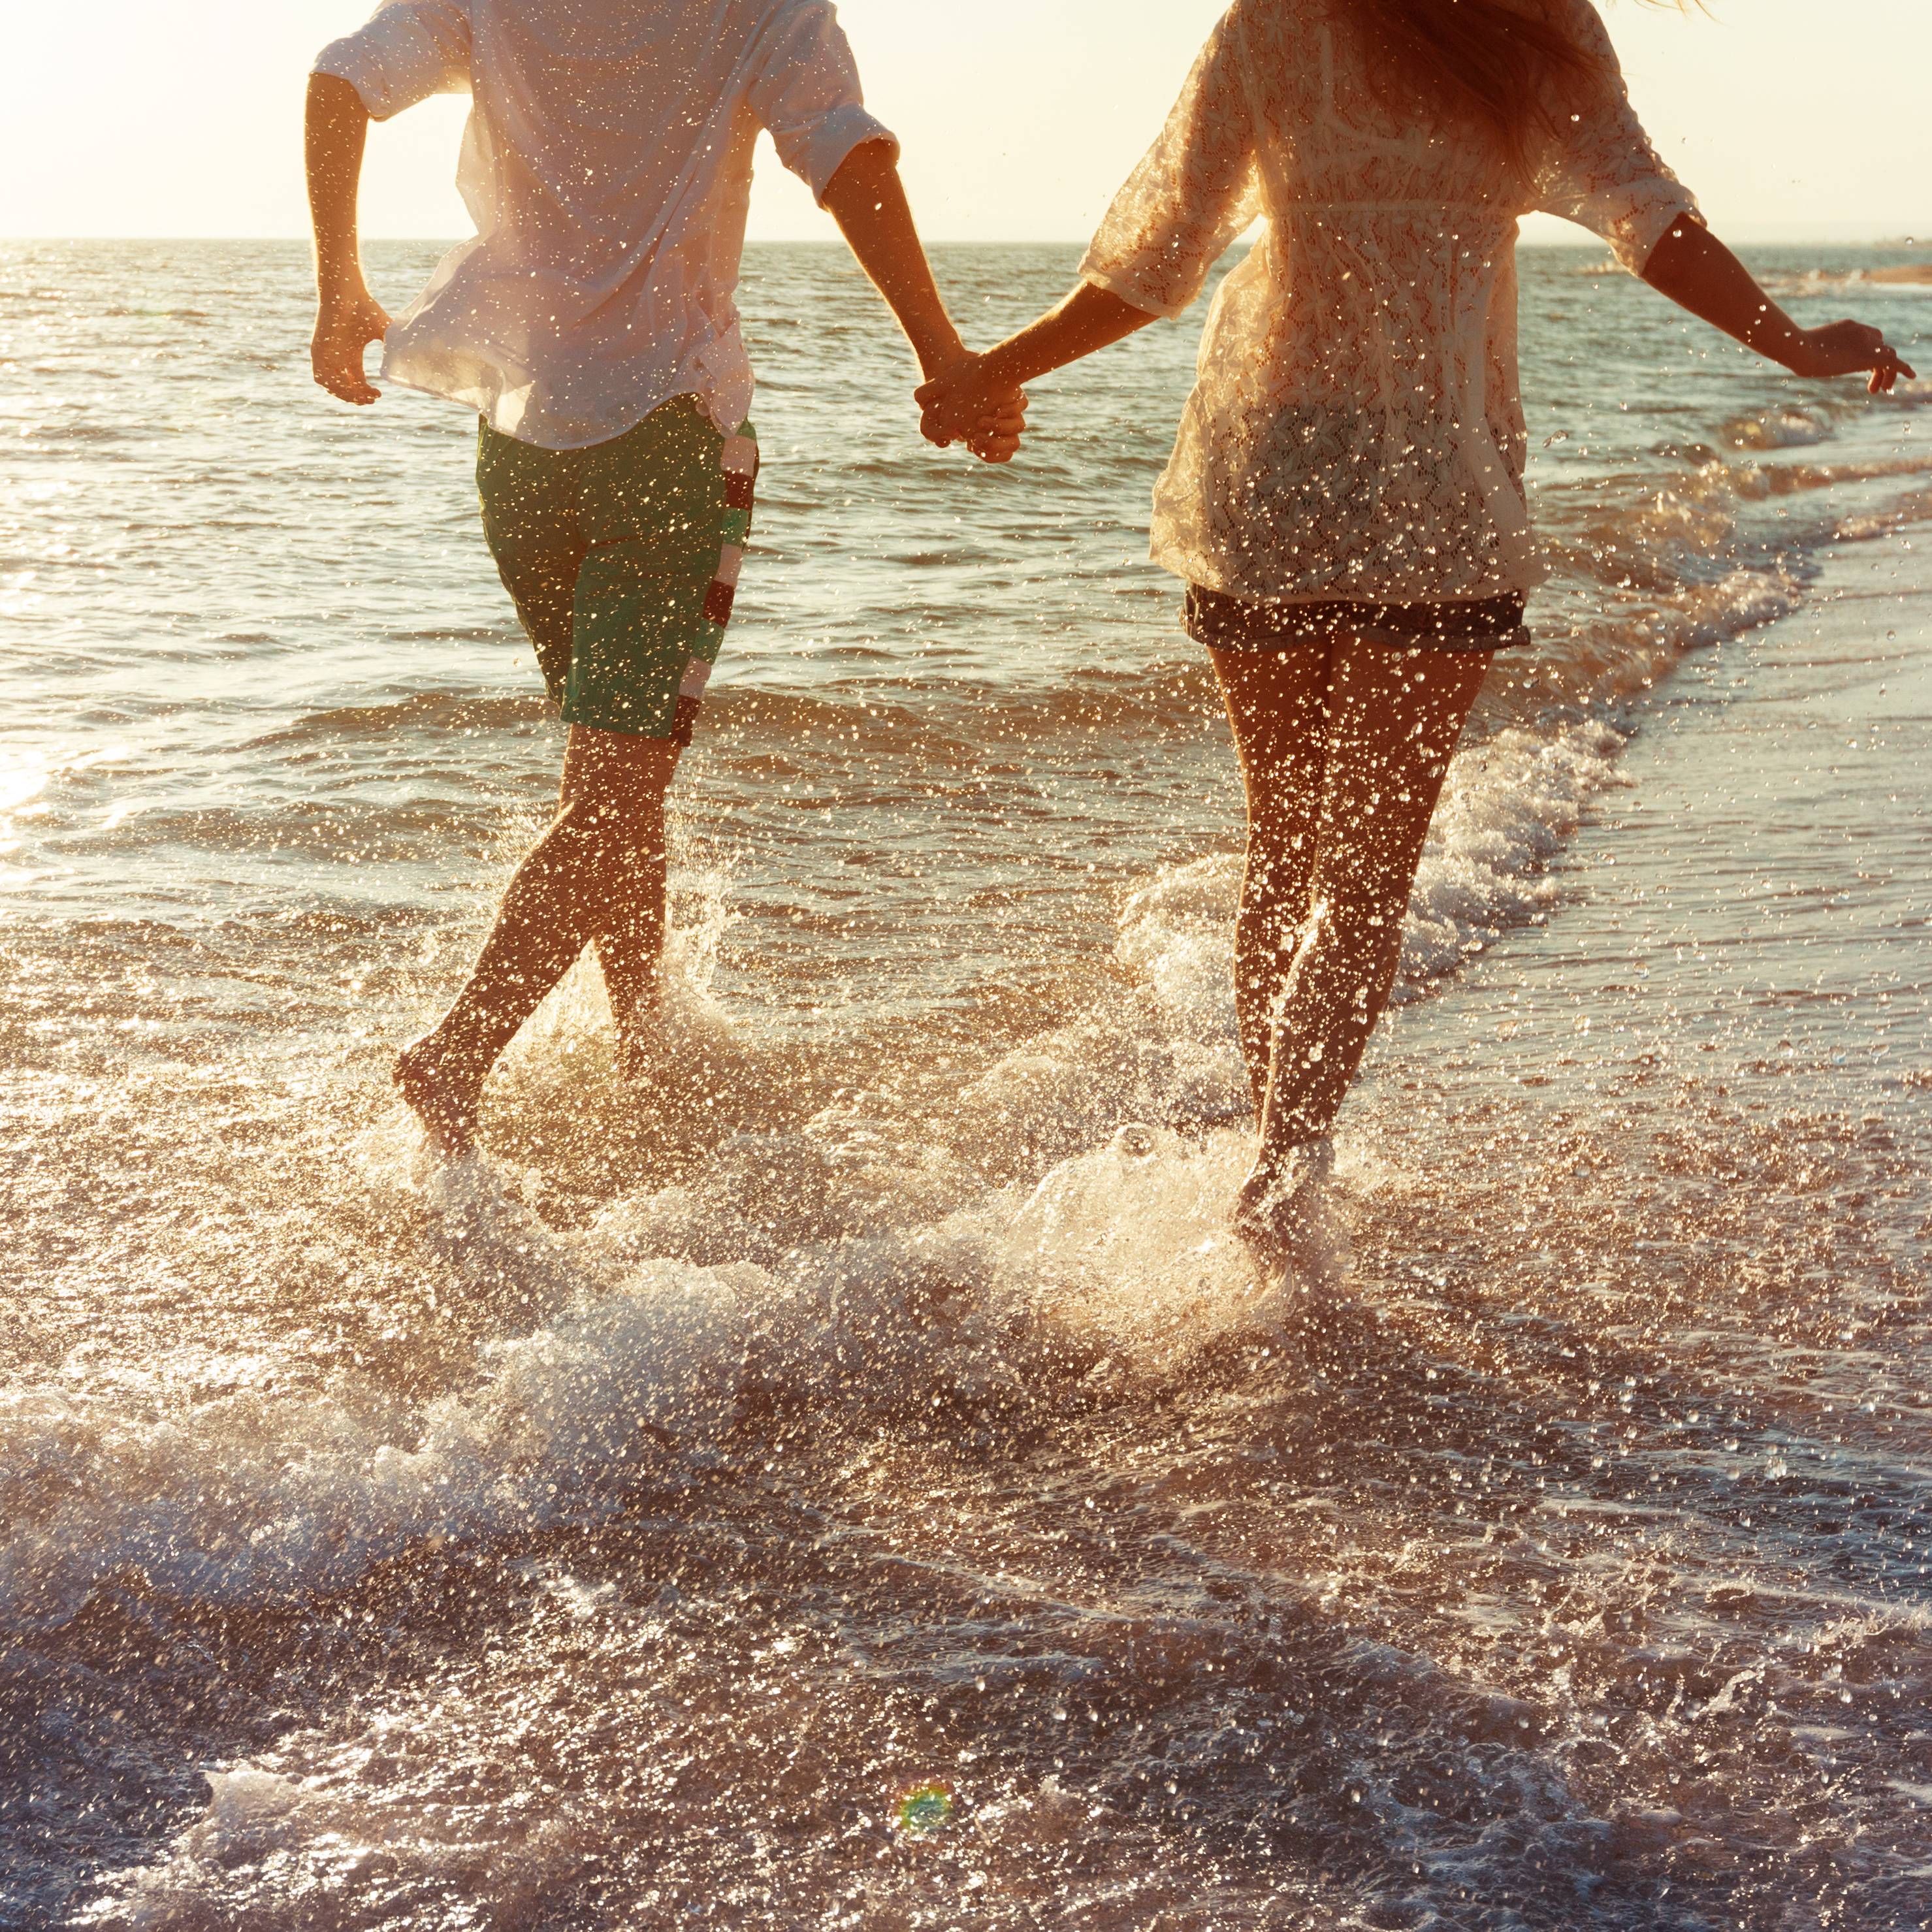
[1078,0,1697,604]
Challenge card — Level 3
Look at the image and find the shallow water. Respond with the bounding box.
[2,240,1929,1929]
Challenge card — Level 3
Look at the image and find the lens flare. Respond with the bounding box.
[892,1779,957,1836]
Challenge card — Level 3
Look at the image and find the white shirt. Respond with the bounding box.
[1078,0,1698,604]
[314,0,895,449]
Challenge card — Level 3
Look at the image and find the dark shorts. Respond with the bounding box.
[1183,585,1530,654]
[477,394,758,745]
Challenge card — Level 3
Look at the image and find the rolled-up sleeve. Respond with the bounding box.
[1078,6,1261,320]
[1533,0,1698,274]
[747,0,897,205]
[312,0,472,121]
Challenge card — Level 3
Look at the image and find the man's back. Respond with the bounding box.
[315,0,895,445]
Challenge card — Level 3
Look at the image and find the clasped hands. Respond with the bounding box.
[916,349,1027,464]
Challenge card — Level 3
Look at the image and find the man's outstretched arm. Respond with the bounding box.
[306,72,391,405]
[819,140,1026,463]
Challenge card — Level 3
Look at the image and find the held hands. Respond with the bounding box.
[311,286,393,405]
[916,351,1027,463]
[1785,320,1915,394]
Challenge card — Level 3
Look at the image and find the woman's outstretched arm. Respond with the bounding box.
[915,283,1156,444]
[1641,217,1912,392]
[920,1,1256,446]
[922,214,1919,441]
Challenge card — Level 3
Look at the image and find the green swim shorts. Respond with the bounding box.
[476,393,758,744]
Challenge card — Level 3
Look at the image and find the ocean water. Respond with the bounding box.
[1,237,1929,1930]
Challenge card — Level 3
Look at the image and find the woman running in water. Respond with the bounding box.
[916,0,1909,1278]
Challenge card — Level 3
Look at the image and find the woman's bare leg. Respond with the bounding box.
[1205,641,1337,1122]
[396,724,680,1152]
[1253,639,1492,1174]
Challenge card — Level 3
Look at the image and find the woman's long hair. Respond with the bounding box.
[1355,0,1620,176]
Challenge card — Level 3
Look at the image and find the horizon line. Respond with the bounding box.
[3,231,1928,250]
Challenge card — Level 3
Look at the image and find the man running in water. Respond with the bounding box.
[305,0,1023,1153]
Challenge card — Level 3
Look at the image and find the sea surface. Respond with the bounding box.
[1,238,1929,1930]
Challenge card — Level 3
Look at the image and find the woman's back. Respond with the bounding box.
[1080,0,1696,603]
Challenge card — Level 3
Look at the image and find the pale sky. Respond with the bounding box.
[3,2,1928,244]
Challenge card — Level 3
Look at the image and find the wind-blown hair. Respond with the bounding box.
[1355,0,1623,176]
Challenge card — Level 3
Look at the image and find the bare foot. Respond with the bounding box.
[1232,1138,1338,1290]
[394,1033,485,1156]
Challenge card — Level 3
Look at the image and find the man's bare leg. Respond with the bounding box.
[573,728,678,1070]
[396,724,680,1152]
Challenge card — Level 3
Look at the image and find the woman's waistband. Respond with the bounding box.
[1183,585,1529,654]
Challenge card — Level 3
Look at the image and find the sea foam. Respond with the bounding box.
[1,444,1895,1639]
[0,691,1655,1635]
